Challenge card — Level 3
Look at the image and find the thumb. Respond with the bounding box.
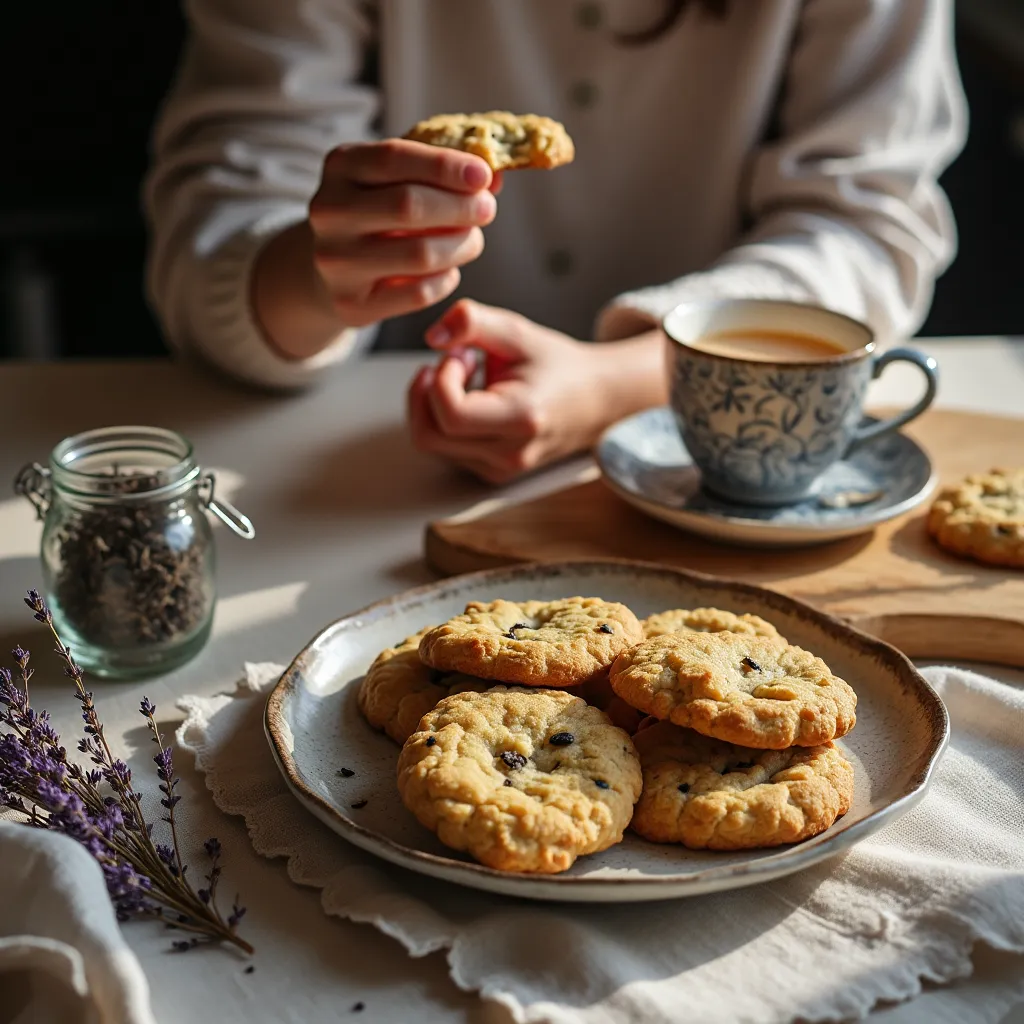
[425,299,533,362]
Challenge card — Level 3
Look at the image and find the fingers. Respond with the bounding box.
[424,299,530,362]
[315,227,484,283]
[330,269,462,328]
[406,364,437,440]
[407,362,538,483]
[428,355,538,439]
[311,182,495,235]
[325,139,492,192]
[308,141,499,328]
[408,365,503,465]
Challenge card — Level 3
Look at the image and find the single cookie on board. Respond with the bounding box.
[397,688,642,873]
[631,721,853,849]
[358,630,491,744]
[610,633,857,749]
[418,597,644,688]
[927,468,1024,568]
[642,607,785,642]
[403,111,575,170]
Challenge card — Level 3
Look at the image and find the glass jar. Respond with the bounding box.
[15,426,254,679]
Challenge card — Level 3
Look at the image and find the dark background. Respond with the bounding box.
[1,3,1022,362]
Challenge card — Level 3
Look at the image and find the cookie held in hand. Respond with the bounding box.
[418,597,644,688]
[610,633,857,749]
[397,688,642,873]
[631,720,853,849]
[403,111,575,170]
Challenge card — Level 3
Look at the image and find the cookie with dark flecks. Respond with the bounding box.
[927,468,1024,568]
[418,598,644,688]
[357,629,491,744]
[403,111,575,170]
[642,607,785,643]
[631,721,853,849]
[397,688,642,873]
[610,633,857,749]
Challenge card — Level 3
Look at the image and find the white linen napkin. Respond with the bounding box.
[173,663,1024,1024]
[0,823,156,1024]
[2,666,1020,1024]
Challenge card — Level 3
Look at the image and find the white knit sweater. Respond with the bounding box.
[145,0,967,389]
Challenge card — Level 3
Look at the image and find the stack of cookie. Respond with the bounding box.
[356,597,857,874]
[612,611,856,852]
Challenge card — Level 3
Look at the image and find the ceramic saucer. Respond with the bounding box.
[596,407,936,547]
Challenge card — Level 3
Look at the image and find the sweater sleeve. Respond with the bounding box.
[144,0,381,389]
[596,0,967,345]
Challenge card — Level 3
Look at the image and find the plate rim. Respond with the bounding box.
[264,558,949,896]
[595,407,938,536]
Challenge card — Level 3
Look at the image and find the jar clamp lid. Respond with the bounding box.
[15,425,254,540]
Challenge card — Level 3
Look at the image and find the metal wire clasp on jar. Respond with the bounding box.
[15,426,254,678]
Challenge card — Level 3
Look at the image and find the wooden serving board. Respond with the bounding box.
[426,409,1024,667]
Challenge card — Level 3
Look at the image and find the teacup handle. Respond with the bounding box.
[846,347,939,453]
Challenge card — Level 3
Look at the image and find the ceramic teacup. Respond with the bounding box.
[663,299,938,506]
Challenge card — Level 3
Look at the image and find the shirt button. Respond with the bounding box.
[575,2,603,29]
[569,80,599,109]
[546,249,575,278]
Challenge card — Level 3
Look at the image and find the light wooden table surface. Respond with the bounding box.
[0,338,1021,1024]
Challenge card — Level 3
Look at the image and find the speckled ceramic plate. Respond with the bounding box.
[265,560,947,902]
[596,407,936,547]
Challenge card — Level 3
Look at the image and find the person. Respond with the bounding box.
[145,0,966,484]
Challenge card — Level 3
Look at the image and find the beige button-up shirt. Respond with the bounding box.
[146,0,967,388]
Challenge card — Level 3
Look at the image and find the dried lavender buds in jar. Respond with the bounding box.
[52,469,211,649]
[16,426,253,678]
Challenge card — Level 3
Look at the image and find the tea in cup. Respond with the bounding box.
[663,299,938,506]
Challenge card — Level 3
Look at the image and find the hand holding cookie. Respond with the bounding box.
[305,138,499,328]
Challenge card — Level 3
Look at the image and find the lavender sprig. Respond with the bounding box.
[0,591,252,954]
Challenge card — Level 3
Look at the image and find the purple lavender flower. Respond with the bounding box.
[0,597,253,956]
[152,747,173,781]
[227,902,247,928]
[0,668,27,716]
[24,589,51,624]
[105,759,132,789]
[155,843,180,876]
[150,747,181,812]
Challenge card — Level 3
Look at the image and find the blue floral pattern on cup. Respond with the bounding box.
[664,301,939,506]
[670,355,870,504]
